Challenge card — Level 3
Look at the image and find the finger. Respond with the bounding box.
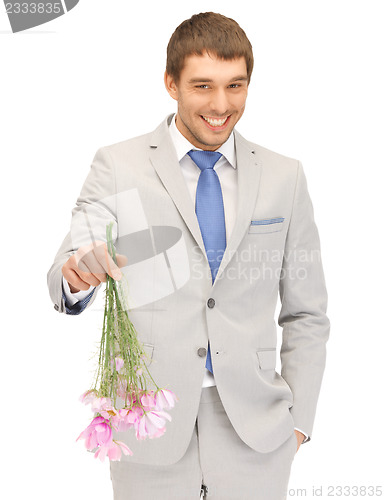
[77,248,108,283]
[116,253,128,268]
[103,245,123,280]
[63,267,94,292]
[92,243,122,280]
[75,260,102,288]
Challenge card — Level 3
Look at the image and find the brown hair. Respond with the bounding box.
[166,12,254,84]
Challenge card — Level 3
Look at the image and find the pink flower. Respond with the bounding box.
[116,378,128,399]
[115,406,142,432]
[98,405,119,422]
[78,414,135,462]
[115,357,124,373]
[140,391,156,410]
[154,389,178,410]
[79,389,98,405]
[77,416,113,451]
[91,397,113,413]
[136,410,172,441]
[94,440,133,462]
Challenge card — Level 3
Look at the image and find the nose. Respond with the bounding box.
[209,88,229,116]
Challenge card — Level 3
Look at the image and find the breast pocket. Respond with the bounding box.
[248,217,285,234]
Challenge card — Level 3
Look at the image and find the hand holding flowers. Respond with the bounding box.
[76,223,178,461]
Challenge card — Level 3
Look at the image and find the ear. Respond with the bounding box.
[164,71,179,101]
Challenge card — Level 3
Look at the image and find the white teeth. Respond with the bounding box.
[202,116,227,127]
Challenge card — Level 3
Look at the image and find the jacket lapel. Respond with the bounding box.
[149,116,262,285]
[213,130,262,284]
[149,116,207,256]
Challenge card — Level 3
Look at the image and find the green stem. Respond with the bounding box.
[92,221,161,408]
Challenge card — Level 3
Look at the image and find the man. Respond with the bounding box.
[48,12,330,500]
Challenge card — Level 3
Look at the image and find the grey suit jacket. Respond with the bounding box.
[47,114,330,465]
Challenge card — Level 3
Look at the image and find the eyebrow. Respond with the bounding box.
[188,76,248,84]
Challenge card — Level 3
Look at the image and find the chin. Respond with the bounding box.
[203,131,231,145]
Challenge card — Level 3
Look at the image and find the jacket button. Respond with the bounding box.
[54,304,59,311]
[197,347,207,357]
[207,298,215,308]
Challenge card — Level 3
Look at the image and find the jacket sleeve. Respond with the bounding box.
[278,161,330,442]
[47,147,117,314]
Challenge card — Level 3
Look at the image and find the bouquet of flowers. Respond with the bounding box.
[77,222,178,462]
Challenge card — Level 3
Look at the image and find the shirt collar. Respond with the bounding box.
[169,114,237,169]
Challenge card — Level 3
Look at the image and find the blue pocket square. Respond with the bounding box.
[250,217,285,226]
[248,217,285,234]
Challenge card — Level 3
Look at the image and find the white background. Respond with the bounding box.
[1,1,383,498]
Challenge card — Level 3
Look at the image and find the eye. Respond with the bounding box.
[228,83,240,88]
[196,85,210,89]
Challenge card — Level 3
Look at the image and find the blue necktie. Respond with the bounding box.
[188,150,227,374]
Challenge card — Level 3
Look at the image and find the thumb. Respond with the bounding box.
[116,253,128,268]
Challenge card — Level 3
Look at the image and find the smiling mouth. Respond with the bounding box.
[201,115,230,128]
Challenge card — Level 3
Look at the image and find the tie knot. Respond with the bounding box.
[187,150,222,171]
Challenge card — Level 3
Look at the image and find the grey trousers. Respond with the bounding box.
[110,385,297,500]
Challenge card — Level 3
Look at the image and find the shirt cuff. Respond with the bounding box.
[294,427,309,443]
[62,276,95,306]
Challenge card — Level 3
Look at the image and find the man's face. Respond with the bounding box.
[165,52,249,151]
